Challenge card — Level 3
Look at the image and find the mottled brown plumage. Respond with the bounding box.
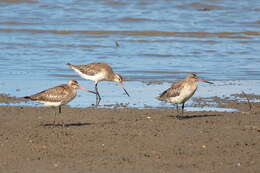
[67,62,129,106]
[25,80,79,106]
[67,62,121,82]
[28,83,76,103]
[158,80,185,100]
[158,73,213,116]
[25,80,95,113]
[24,80,95,126]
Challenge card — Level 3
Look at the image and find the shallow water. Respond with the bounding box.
[0,79,259,112]
[0,0,260,109]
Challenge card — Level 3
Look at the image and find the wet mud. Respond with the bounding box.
[0,103,259,173]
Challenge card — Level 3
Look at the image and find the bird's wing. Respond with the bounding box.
[29,85,72,102]
[158,81,184,100]
[70,63,112,76]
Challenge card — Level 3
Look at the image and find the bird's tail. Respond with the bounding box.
[67,63,78,69]
[156,90,167,101]
[156,96,160,100]
[23,96,31,99]
[66,63,72,67]
[156,95,164,101]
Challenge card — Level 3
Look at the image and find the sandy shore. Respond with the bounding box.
[0,99,259,173]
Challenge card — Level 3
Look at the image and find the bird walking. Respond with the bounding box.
[24,80,96,126]
[67,62,130,106]
[157,73,213,117]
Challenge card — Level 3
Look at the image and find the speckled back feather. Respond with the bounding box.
[158,80,184,101]
[26,84,76,103]
[67,62,113,76]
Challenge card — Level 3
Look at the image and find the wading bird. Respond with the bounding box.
[157,73,213,116]
[24,80,96,126]
[67,62,130,106]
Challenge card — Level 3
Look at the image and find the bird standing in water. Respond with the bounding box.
[67,62,130,106]
[157,73,213,116]
[24,80,96,126]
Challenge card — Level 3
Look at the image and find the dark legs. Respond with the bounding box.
[52,106,64,127]
[175,103,185,119]
[181,103,185,116]
[95,82,102,106]
[175,103,185,115]
[59,106,65,127]
[59,105,61,113]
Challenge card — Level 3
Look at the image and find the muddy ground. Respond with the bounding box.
[0,94,259,173]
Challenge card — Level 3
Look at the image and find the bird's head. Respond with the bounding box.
[188,73,213,84]
[68,80,80,89]
[67,80,96,94]
[113,73,123,83]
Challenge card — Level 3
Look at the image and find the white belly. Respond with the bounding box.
[38,101,63,107]
[72,68,106,83]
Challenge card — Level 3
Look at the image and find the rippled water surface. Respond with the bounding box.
[0,0,260,108]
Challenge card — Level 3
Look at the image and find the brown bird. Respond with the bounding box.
[67,62,130,106]
[24,80,96,125]
[157,73,213,116]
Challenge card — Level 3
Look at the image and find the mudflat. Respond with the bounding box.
[0,102,259,173]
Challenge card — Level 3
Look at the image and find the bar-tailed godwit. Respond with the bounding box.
[157,73,213,116]
[24,80,96,125]
[67,62,130,106]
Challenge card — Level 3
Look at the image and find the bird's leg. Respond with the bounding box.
[95,83,102,106]
[181,103,185,116]
[59,106,65,127]
[59,105,62,114]
[95,83,99,106]
[53,110,57,127]
[61,119,65,128]
[176,104,179,113]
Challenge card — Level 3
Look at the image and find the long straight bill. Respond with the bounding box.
[78,86,97,94]
[119,83,130,97]
[197,78,214,84]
